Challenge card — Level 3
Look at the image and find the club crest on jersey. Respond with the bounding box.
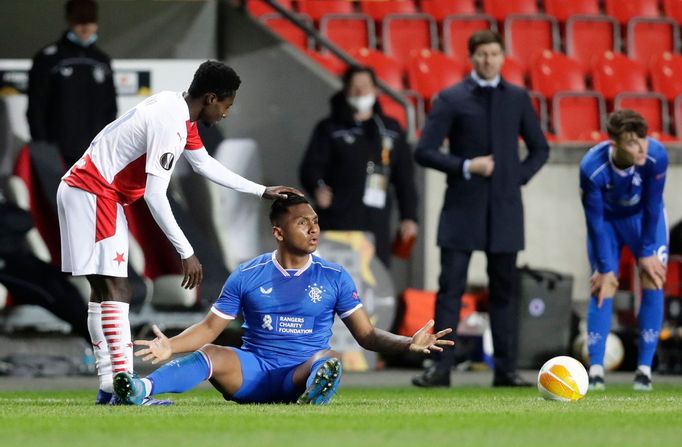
[632,172,642,186]
[160,152,175,170]
[306,284,326,303]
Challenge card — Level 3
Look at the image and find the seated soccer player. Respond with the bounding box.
[579,109,668,391]
[113,195,453,405]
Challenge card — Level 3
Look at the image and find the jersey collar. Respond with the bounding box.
[271,250,312,277]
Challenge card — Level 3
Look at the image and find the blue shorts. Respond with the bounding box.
[588,210,668,274]
[225,348,306,404]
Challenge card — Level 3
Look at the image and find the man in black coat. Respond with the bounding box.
[412,30,549,387]
[27,0,116,168]
[300,66,418,267]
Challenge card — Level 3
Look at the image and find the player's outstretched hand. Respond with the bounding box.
[181,254,203,290]
[590,271,619,308]
[639,255,666,289]
[134,324,172,364]
[262,186,304,200]
[408,320,454,355]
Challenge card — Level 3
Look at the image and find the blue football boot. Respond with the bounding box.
[297,358,342,405]
[113,372,174,406]
[95,389,112,405]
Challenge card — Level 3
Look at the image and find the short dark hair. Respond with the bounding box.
[65,0,98,24]
[188,61,241,101]
[269,195,310,225]
[606,109,648,139]
[342,66,378,91]
[468,30,503,56]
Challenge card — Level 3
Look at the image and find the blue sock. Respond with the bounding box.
[587,296,613,369]
[306,358,330,389]
[147,351,211,395]
[637,289,664,368]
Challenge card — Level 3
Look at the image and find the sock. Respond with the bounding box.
[587,296,613,369]
[637,365,652,378]
[147,351,212,395]
[589,365,604,378]
[87,302,113,393]
[101,301,133,375]
[306,358,330,389]
[637,288,663,370]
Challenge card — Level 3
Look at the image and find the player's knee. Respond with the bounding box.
[640,273,660,290]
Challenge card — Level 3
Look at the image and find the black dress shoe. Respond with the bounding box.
[412,366,450,387]
[492,372,532,387]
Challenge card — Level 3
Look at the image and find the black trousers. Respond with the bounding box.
[433,249,519,376]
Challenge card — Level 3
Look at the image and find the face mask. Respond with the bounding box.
[347,93,376,114]
[67,31,98,47]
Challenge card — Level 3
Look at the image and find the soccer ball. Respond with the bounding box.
[572,332,624,371]
[537,356,589,401]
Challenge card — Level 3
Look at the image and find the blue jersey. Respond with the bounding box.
[211,251,363,364]
[579,138,668,272]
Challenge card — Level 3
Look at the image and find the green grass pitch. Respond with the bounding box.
[2,385,682,447]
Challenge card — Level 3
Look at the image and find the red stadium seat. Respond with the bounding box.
[443,14,497,62]
[614,92,670,135]
[591,51,648,101]
[552,91,606,141]
[351,48,405,90]
[246,0,294,18]
[529,91,549,132]
[407,49,465,102]
[505,14,559,70]
[297,0,354,22]
[663,0,682,23]
[359,0,416,22]
[650,52,682,100]
[482,0,537,22]
[378,92,424,132]
[305,50,347,75]
[530,50,586,99]
[420,0,477,22]
[260,14,312,50]
[500,56,526,87]
[320,13,376,53]
[383,13,438,67]
[544,0,600,23]
[604,0,660,25]
[566,15,620,73]
[627,17,680,68]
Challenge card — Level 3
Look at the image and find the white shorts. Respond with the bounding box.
[57,181,129,277]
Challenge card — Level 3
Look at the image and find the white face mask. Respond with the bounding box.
[347,93,376,114]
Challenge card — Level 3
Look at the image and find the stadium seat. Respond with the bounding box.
[530,50,586,99]
[614,92,671,135]
[504,14,560,70]
[359,0,417,22]
[604,0,660,26]
[627,17,680,68]
[650,52,682,100]
[420,0,477,22]
[529,91,549,132]
[378,92,424,132]
[443,14,497,62]
[246,0,294,18]
[351,48,405,90]
[591,51,648,101]
[482,0,537,23]
[407,49,465,103]
[500,56,526,87]
[566,15,621,73]
[663,0,682,23]
[543,0,600,23]
[320,13,376,53]
[383,13,438,67]
[297,0,354,22]
[260,13,312,50]
[305,49,347,75]
[552,91,606,141]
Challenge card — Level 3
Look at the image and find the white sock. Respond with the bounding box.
[87,302,113,393]
[101,301,133,376]
[141,378,153,397]
[637,365,652,378]
[589,365,604,378]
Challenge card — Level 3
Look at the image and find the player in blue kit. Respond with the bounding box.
[113,195,453,405]
[580,110,668,391]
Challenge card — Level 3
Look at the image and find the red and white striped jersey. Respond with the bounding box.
[63,91,204,205]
